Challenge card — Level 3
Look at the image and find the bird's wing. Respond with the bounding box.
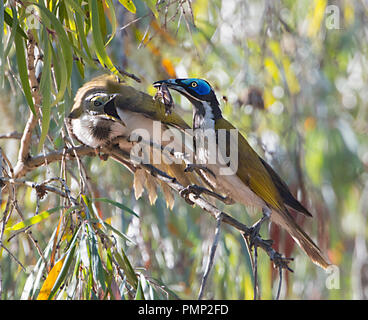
[215,117,285,212]
[259,157,312,217]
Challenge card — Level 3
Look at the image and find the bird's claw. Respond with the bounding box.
[270,252,294,272]
[94,147,109,161]
[247,208,294,272]
[179,184,204,205]
[184,163,216,178]
[248,211,270,249]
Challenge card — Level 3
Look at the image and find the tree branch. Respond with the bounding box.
[8,139,293,267]
[0,131,23,140]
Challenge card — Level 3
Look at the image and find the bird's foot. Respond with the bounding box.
[184,163,216,178]
[179,184,228,205]
[269,251,294,273]
[94,147,109,161]
[248,207,294,272]
[248,207,271,249]
[179,184,206,205]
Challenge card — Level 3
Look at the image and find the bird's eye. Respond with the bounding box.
[191,82,198,88]
[94,100,102,107]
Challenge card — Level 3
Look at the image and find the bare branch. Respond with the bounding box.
[198,214,222,300]
[13,145,95,178]
[0,131,23,140]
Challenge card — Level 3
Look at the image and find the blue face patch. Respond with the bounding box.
[181,78,211,95]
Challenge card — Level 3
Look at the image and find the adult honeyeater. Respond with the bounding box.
[153,78,330,269]
[66,75,201,209]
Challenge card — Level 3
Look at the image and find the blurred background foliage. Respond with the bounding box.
[0,0,367,299]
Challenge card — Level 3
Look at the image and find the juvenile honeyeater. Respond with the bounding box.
[66,75,202,209]
[153,78,330,269]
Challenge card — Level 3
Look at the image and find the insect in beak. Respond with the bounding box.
[154,82,175,116]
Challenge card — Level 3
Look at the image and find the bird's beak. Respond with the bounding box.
[103,94,122,121]
[153,79,185,93]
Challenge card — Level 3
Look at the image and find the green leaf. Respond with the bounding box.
[49,225,81,299]
[97,0,107,41]
[81,194,96,220]
[92,198,139,218]
[114,248,138,289]
[142,0,159,19]
[4,7,19,59]
[38,28,52,152]
[35,4,72,105]
[135,275,145,300]
[6,206,63,231]
[14,32,36,115]
[102,221,135,244]
[74,4,93,61]
[21,227,59,299]
[51,45,61,92]
[4,9,28,39]
[104,0,117,46]
[88,0,119,76]
[88,223,106,291]
[70,42,97,68]
[64,0,87,17]
[79,231,90,269]
[119,0,137,14]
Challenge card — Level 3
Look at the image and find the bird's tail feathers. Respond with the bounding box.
[272,209,330,270]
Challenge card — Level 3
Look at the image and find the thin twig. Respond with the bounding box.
[0,177,69,199]
[0,131,23,139]
[13,145,95,178]
[12,201,48,268]
[119,13,151,32]
[0,243,26,271]
[198,214,223,300]
[84,57,142,83]
[276,267,282,300]
[115,66,142,83]
[253,242,259,300]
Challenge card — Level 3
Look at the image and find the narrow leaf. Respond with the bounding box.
[49,225,81,299]
[38,28,52,152]
[6,206,63,231]
[64,0,87,17]
[92,198,139,218]
[4,10,28,39]
[89,223,106,291]
[135,275,145,300]
[37,256,66,300]
[102,221,135,244]
[114,249,138,289]
[119,0,137,14]
[142,0,159,18]
[74,5,93,60]
[35,4,72,105]
[88,0,119,76]
[4,6,19,59]
[14,33,36,115]
[104,0,117,46]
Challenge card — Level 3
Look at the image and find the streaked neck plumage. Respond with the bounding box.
[191,97,222,130]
